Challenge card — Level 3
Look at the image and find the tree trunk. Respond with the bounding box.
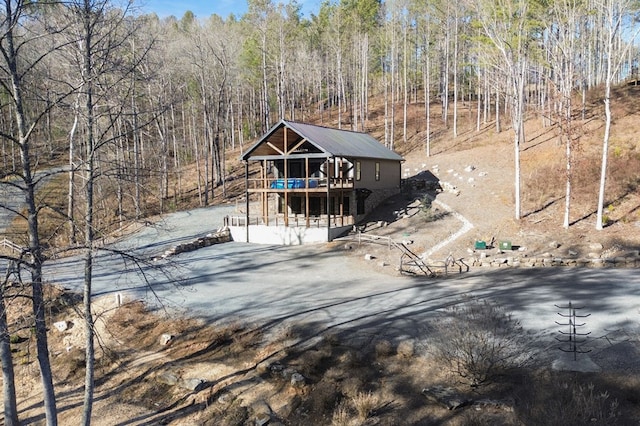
[3,3,58,422]
[0,276,18,425]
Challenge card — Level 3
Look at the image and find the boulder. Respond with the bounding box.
[159,333,174,346]
[180,378,207,392]
[54,321,70,332]
[589,242,604,251]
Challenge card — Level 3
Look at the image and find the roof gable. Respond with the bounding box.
[241,120,404,162]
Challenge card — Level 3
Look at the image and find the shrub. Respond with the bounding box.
[431,298,533,387]
[419,195,447,223]
[351,391,381,420]
[396,339,415,358]
[330,402,354,426]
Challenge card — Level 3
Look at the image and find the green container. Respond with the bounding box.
[499,241,512,251]
[475,240,487,250]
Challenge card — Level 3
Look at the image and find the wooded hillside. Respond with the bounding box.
[1,0,639,240]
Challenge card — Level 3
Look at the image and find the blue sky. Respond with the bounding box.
[141,0,323,20]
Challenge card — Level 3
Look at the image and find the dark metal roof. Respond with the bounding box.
[241,120,404,162]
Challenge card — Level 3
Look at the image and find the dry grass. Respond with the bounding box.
[351,391,382,420]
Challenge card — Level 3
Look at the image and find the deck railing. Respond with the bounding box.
[246,177,354,191]
[0,238,22,253]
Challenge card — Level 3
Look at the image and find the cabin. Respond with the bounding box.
[228,120,404,245]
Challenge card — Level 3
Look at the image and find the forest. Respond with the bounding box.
[0,0,639,424]
[1,0,639,236]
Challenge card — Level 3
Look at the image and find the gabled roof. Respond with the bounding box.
[241,120,404,162]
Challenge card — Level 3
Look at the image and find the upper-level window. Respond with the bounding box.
[356,160,361,181]
[375,162,380,181]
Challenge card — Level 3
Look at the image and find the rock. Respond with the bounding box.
[282,367,297,380]
[54,321,70,332]
[159,333,174,346]
[180,378,206,392]
[290,373,306,388]
[255,414,271,426]
[252,400,272,417]
[589,243,604,251]
[256,361,271,375]
[157,372,179,386]
[422,386,472,410]
[269,362,284,375]
[589,242,604,251]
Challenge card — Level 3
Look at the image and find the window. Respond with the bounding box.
[375,162,380,181]
[355,160,361,181]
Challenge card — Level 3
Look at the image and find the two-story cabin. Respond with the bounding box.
[229,120,404,244]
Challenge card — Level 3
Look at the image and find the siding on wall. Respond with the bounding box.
[355,159,401,190]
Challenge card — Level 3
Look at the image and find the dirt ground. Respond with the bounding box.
[343,133,640,276]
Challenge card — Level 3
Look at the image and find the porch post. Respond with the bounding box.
[305,156,310,227]
[326,156,331,241]
[245,161,250,242]
[284,130,289,227]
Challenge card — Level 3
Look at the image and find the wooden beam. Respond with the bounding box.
[287,137,307,155]
[266,141,285,156]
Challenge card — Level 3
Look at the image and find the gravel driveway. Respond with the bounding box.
[40,205,640,364]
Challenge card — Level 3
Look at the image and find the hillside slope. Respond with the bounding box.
[331,84,640,269]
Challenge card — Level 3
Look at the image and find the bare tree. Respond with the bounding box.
[59,0,151,422]
[546,0,584,229]
[595,0,640,230]
[0,2,69,423]
[0,260,18,425]
[473,0,539,220]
